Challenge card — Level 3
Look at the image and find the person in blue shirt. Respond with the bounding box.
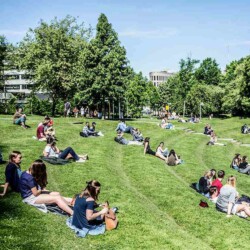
[115,120,133,134]
[67,180,109,237]
[19,159,73,215]
[0,151,22,197]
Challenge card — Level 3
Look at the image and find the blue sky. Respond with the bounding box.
[1,0,250,77]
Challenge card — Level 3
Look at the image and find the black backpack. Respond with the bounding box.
[40,156,69,165]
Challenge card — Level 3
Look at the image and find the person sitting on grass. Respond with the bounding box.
[43,137,88,163]
[66,180,109,237]
[13,107,27,129]
[156,142,169,158]
[207,132,225,146]
[208,186,219,203]
[209,169,217,183]
[131,128,144,142]
[89,122,104,136]
[0,151,22,197]
[238,156,250,175]
[216,176,250,218]
[115,131,143,145]
[230,153,241,170]
[115,120,133,134]
[204,124,213,135]
[167,149,182,166]
[211,170,225,194]
[198,170,212,196]
[36,117,51,141]
[19,159,73,215]
[143,137,168,162]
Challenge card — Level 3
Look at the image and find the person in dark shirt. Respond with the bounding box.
[0,151,22,196]
[198,170,212,195]
[70,180,108,235]
[19,159,73,215]
[238,156,250,175]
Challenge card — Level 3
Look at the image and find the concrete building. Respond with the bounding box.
[149,70,175,87]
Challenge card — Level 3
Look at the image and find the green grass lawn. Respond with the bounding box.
[0,115,250,250]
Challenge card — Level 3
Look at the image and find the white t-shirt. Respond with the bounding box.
[44,145,59,158]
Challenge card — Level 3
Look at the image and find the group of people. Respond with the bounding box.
[231,153,250,175]
[0,152,112,237]
[80,122,104,137]
[196,169,250,218]
[159,117,174,130]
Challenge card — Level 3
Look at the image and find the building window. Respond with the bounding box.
[4,75,19,80]
[5,85,20,90]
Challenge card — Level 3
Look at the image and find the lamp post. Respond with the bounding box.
[200,102,204,120]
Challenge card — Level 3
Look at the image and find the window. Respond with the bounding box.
[4,75,19,80]
[5,85,20,90]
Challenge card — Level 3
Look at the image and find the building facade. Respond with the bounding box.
[149,70,175,87]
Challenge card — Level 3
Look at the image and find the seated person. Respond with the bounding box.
[167,149,182,166]
[143,138,168,162]
[115,120,133,134]
[81,122,101,137]
[211,170,225,194]
[115,131,142,145]
[19,159,73,215]
[131,128,144,142]
[241,124,250,134]
[208,186,219,203]
[216,176,250,218]
[156,142,169,158]
[13,108,27,128]
[43,137,87,163]
[198,170,212,195]
[230,153,241,170]
[238,156,250,175]
[207,132,225,146]
[204,124,213,135]
[66,180,109,237]
[37,117,51,141]
[0,151,22,196]
[89,122,104,136]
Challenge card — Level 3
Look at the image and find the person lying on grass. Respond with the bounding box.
[43,137,88,163]
[156,142,169,158]
[115,131,143,145]
[66,180,109,237]
[143,137,168,162]
[167,149,182,166]
[238,156,250,175]
[19,159,73,215]
[0,151,22,197]
[216,176,250,218]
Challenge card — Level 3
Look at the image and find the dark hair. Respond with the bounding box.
[29,160,48,189]
[217,170,225,178]
[210,169,217,180]
[46,136,55,145]
[209,186,218,196]
[144,137,150,143]
[9,151,22,162]
[168,149,176,157]
[80,180,101,201]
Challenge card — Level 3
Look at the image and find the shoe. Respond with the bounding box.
[79,154,89,160]
[111,207,119,213]
[76,158,86,163]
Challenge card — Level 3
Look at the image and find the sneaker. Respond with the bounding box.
[111,207,119,213]
[76,158,86,163]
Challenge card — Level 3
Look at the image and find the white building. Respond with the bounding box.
[149,70,175,87]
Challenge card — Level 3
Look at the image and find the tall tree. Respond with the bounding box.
[194,57,222,85]
[17,16,91,115]
[0,35,7,88]
[79,13,129,115]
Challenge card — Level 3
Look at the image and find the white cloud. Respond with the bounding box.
[0,29,26,37]
[119,28,178,38]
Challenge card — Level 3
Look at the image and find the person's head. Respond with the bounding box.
[9,151,22,165]
[46,136,56,146]
[43,117,50,125]
[17,107,23,113]
[210,169,217,179]
[217,170,225,179]
[144,137,150,143]
[81,180,101,200]
[29,159,48,189]
[168,149,176,156]
[234,153,241,159]
[92,122,96,127]
[227,176,236,188]
[209,186,218,197]
[86,122,89,126]
[242,156,248,162]
[204,170,212,179]
[158,142,164,148]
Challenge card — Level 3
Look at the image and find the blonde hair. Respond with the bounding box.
[227,176,236,188]
[204,170,212,179]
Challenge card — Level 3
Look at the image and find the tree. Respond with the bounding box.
[79,13,129,116]
[17,16,91,115]
[0,35,7,88]
[194,58,222,85]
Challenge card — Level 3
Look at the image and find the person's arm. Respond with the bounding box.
[144,142,148,155]
[86,207,109,221]
[226,202,233,217]
[0,182,9,196]
[31,186,42,197]
[54,146,60,154]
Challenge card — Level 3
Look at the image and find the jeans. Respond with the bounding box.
[239,166,250,174]
[59,147,79,160]
[15,116,26,125]
[66,217,105,238]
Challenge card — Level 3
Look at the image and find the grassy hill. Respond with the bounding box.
[0,115,250,250]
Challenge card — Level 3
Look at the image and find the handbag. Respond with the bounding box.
[199,200,209,208]
[105,208,118,231]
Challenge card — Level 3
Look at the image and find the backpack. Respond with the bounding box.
[40,156,69,165]
[80,131,88,137]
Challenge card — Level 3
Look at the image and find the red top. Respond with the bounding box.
[36,124,45,139]
[211,179,223,193]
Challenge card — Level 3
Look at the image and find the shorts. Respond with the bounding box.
[231,204,239,215]
[23,194,39,205]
